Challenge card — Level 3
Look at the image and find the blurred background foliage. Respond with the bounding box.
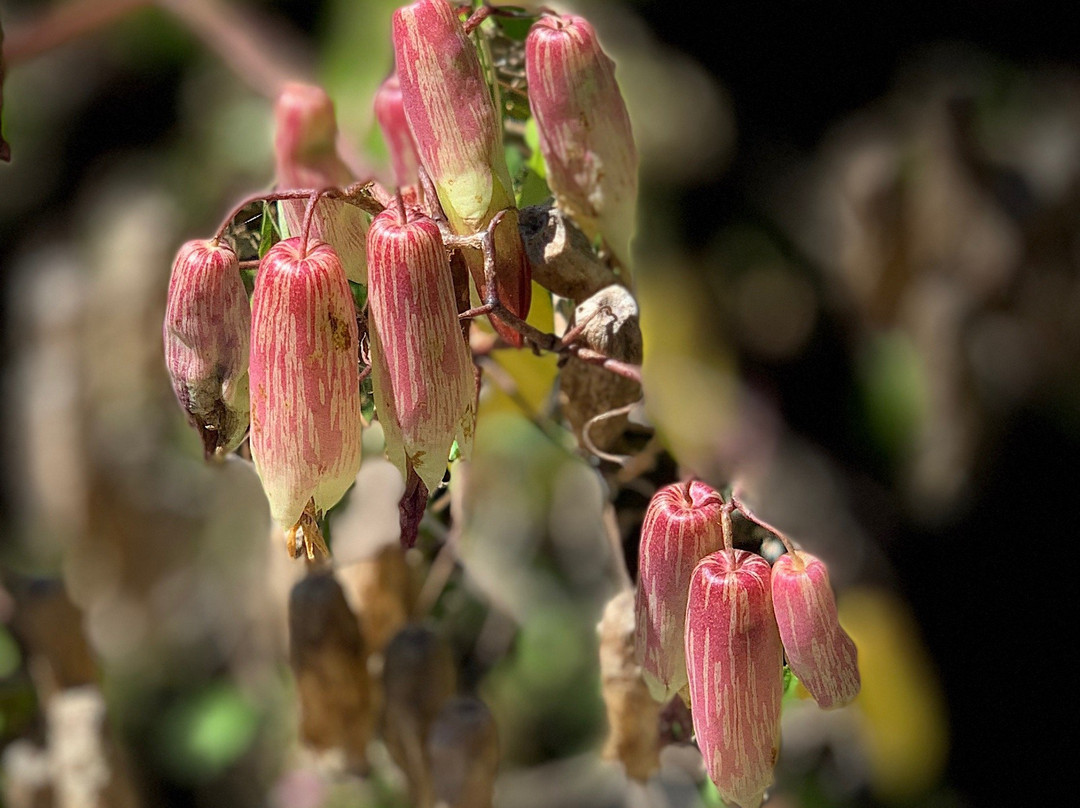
[1,0,1075,806]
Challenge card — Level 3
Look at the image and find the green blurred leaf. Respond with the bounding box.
[492,9,537,42]
[156,684,258,782]
[859,331,928,461]
[258,200,280,259]
[524,117,546,180]
[0,626,21,679]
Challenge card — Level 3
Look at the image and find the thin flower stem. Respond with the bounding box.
[300,190,320,256]
[213,183,385,243]
[581,401,639,464]
[720,503,736,564]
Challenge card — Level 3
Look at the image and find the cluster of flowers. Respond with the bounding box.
[635,481,861,807]
[162,0,637,557]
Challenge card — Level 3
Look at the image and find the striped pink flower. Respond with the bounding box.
[249,237,362,530]
[392,0,530,346]
[526,15,638,269]
[771,551,860,709]
[634,481,724,702]
[163,239,250,459]
[274,82,369,284]
[367,208,476,492]
[374,73,421,190]
[686,550,783,808]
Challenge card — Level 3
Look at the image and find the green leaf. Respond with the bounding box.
[156,684,258,783]
[524,116,546,180]
[258,201,280,259]
[516,167,551,208]
[360,374,376,424]
[349,281,367,312]
[492,9,537,42]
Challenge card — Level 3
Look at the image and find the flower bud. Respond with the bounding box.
[249,237,362,530]
[274,82,369,283]
[634,481,724,703]
[526,15,638,269]
[393,0,530,345]
[163,239,250,459]
[771,551,860,709]
[686,550,783,808]
[367,208,476,492]
[374,73,421,190]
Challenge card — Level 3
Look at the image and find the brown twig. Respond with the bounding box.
[2,0,150,65]
[214,182,385,243]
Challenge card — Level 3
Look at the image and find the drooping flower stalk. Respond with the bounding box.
[686,549,783,808]
[392,0,530,346]
[366,206,476,494]
[526,14,638,271]
[274,82,369,283]
[771,551,861,709]
[634,480,724,702]
[374,73,421,191]
[163,239,250,459]
[248,237,362,533]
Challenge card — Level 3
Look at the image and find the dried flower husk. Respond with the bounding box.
[518,203,618,302]
[526,15,638,270]
[634,481,724,702]
[393,0,530,345]
[686,550,783,808]
[289,571,372,771]
[771,551,860,709]
[559,284,642,451]
[374,73,421,190]
[427,696,499,808]
[598,590,660,781]
[367,208,476,492]
[249,237,362,531]
[274,82,369,283]
[382,624,457,808]
[163,239,250,459]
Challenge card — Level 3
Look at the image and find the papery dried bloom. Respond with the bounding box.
[367,208,476,492]
[771,551,860,709]
[274,82,369,283]
[163,239,250,459]
[634,481,724,703]
[374,73,421,189]
[686,550,783,808]
[559,284,642,451]
[427,696,500,808]
[249,237,362,530]
[526,15,638,270]
[289,570,372,771]
[393,0,530,345]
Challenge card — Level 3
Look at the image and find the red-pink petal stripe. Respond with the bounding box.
[771,551,860,709]
[686,550,783,808]
[249,237,362,529]
[374,73,421,189]
[634,481,724,702]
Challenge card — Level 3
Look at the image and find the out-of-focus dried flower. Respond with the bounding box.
[382,624,457,808]
[685,550,783,808]
[289,571,372,771]
[598,590,660,781]
[559,284,642,451]
[427,696,499,808]
[393,0,530,345]
[367,208,476,493]
[163,239,250,459]
[526,15,638,270]
[249,237,362,532]
[274,82,369,283]
[771,551,860,709]
[634,481,724,702]
[374,73,421,190]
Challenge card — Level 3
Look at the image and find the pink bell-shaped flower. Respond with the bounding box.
[686,550,783,808]
[526,14,638,270]
[634,481,724,702]
[248,237,362,531]
[374,73,421,190]
[392,0,530,346]
[771,551,860,709]
[163,239,250,459]
[366,207,476,493]
[274,82,369,284]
